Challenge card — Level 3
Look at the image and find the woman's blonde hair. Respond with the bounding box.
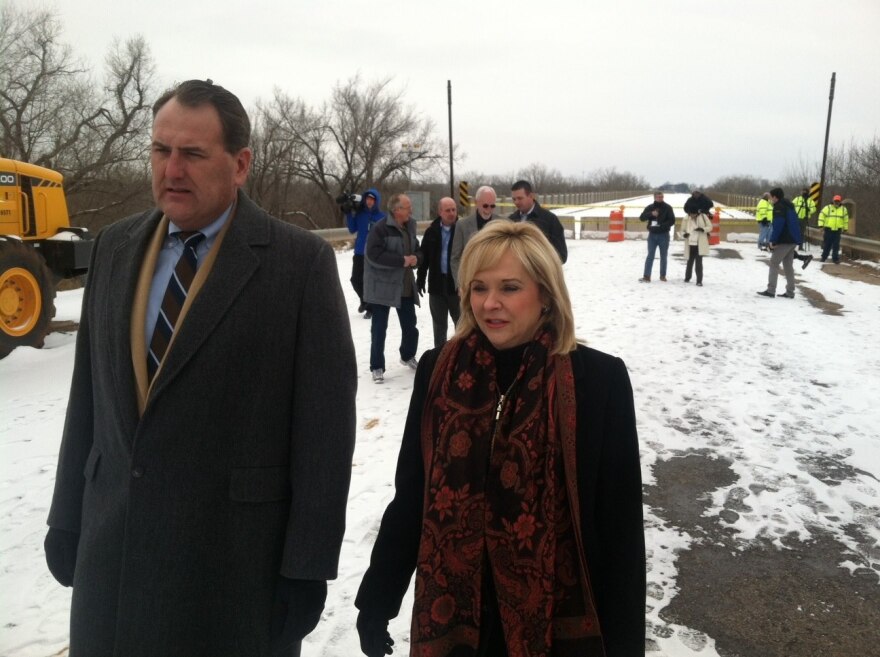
[454,220,578,355]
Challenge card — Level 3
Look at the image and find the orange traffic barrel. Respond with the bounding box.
[608,209,625,242]
[709,209,721,245]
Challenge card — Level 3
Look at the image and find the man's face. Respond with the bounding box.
[770,194,779,204]
[365,195,376,209]
[151,98,251,231]
[654,193,664,204]
[476,189,497,220]
[511,188,534,214]
[392,196,412,224]
[438,199,457,226]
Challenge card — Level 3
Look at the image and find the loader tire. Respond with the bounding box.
[0,239,57,358]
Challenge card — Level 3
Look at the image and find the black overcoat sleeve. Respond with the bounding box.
[574,346,646,656]
[355,348,440,620]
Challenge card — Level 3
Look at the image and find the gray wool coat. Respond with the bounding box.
[363,215,422,308]
[47,191,357,656]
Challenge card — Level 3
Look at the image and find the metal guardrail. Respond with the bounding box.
[310,221,880,260]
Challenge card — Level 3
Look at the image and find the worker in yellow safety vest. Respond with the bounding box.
[818,195,849,264]
[792,188,816,251]
[755,192,773,251]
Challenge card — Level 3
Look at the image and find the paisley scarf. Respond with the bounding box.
[411,328,603,657]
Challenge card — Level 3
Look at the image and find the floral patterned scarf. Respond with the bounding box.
[411,329,603,657]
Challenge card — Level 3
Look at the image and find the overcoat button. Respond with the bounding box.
[131,466,144,478]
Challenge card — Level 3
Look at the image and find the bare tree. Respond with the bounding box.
[0,3,155,223]
[249,76,443,227]
[515,162,568,192]
[0,4,84,162]
[586,167,650,192]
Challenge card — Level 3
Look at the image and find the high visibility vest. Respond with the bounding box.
[818,204,849,231]
[755,199,773,222]
[793,195,816,220]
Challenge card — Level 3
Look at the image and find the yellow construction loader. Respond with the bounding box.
[0,157,93,358]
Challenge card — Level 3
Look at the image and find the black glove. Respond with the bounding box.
[270,578,327,655]
[417,282,425,297]
[695,227,705,232]
[760,220,770,225]
[45,527,80,587]
[682,232,690,238]
[357,612,394,657]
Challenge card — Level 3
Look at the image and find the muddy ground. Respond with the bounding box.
[644,453,880,656]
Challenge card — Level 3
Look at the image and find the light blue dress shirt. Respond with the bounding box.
[440,224,452,275]
[144,205,232,347]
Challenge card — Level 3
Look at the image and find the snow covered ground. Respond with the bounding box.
[1,233,878,657]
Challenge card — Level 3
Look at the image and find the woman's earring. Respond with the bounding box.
[542,305,550,315]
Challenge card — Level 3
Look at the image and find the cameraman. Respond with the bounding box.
[343,188,384,318]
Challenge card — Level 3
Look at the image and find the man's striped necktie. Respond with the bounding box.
[147,231,205,382]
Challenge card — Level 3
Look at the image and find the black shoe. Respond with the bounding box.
[757,290,775,297]
[684,278,691,283]
[779,292,795,298]
[801,254,813,270]
[696,282,703,286]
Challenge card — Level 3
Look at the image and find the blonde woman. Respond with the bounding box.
[356,221,645,657]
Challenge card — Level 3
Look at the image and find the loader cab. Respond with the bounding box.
[0,158,70,241]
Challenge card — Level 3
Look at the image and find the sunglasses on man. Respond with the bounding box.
[481,204,496,209]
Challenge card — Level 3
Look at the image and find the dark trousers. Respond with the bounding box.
[685,245,703,283]
[428,289,461,348]
[369,296,418,371]
[821,229,842,262]
[350,254,365,303]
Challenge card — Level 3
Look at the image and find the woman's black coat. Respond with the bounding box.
[356,343,646,656]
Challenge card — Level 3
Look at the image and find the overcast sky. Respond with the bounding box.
[53,0,879,188]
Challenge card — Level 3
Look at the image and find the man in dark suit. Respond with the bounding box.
[44,80,357,656]
[417,196,460,348]
[509,179,568,263]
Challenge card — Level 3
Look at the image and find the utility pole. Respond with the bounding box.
[818,72,836,213]
[447,80,454,200]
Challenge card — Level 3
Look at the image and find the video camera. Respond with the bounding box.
[335,192,363,214]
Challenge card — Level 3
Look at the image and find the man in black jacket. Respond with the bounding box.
[509,180,567,263]
[417,197,460,347]
[638,191,676,282]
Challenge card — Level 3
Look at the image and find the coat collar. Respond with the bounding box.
[144,191,265,408]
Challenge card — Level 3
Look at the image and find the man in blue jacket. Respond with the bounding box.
[345,188,384,318]
[758,188,802,299]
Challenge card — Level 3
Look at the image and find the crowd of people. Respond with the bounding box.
[45,79,645,657]
[43,77,854,657]
[635,187,847,295]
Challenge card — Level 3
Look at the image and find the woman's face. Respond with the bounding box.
[470,250,545,350]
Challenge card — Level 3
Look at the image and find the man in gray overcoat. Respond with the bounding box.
[44,80,357,656]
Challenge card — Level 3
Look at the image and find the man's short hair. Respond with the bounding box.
[152,79,251,154]
[769,187,785,199]
[511,180,533,195]
[475,185,496,200]
[388,193,408,213]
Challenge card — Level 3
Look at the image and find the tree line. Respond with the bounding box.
[1,3,876,238]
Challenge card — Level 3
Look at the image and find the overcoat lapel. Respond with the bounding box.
[145,198,264,406]
[105,210,164,437]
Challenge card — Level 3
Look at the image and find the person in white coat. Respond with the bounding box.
[681,211,711,286]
